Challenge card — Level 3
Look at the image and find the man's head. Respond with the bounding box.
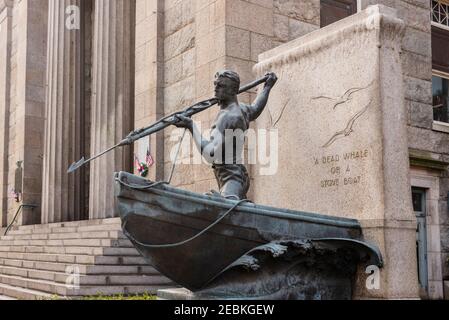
[214,70,240,101]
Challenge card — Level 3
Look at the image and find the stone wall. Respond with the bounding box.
[137,0,321,195]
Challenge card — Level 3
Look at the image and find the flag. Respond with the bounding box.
[146,147,154,168]
[134,154,142,171]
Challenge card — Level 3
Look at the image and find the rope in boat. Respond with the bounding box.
[116,127,250,248]
[121,199,249,249]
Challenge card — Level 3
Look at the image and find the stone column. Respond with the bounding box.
[42,0,83,223]
[89,0,134,219]
[0,0,13,227]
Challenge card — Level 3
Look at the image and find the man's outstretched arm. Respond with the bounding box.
[247,73,278,122]
[173,115,222,164]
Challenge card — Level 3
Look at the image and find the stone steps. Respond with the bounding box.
[0,266,168,286]
[0,218,173,299]
[0,283,53,300]
[0,238,133,248]
[0,251,147,265]
[0,274,171,297]
[6,218,120,232]
[0,230,127,241]
[6,223,122,236]
[0,258,155,274]
[0,245,140,256]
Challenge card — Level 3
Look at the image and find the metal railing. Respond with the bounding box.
[3,204,37,236]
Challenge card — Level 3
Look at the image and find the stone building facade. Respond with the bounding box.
[0,0,448,299]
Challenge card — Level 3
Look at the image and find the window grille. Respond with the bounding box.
[432,0,449,28]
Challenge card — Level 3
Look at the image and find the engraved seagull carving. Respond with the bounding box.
[268,99,290,128]
[322,100,373,148]
[312,82,374,110]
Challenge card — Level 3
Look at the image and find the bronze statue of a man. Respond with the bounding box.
[174,71,278,200]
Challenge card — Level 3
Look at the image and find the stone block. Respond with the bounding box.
[438,200,449,226]
[408,100,433,129]
[195,4,210,39]
[75,255,96,264]
[165,54,183,86]
[182,48,196,78]
[196,26,225,66]
[289,18,319,40]
[254,5,419,299]
[401,0,431,9]
[441,225,449,251]
[225,57,255,90]
[195,63,212,98]
[210,0,225,31]
[394,0,431,33]
[164,76,196,115]
[135,68,153,96]
[226,25,251,60]
[407,126,449,162]
[165,0,194,37]
[273,0,320,26]
[402,27,431,58]
[29,270,54,282]
[226,0,274,36]
[195,0,210,12]
[404,76,432,104]
[102,247,140,256]
[251,33,274,62]
[135,90,151,121]
[274,13,289,42]
[402,50,432,81]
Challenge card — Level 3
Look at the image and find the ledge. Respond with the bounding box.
[409,148,449,171]
[432,121,449,134]
[254,4,405,74]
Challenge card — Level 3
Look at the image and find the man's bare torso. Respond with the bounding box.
[210,103,250,164]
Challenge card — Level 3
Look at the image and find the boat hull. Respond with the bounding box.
[115,172,380,292]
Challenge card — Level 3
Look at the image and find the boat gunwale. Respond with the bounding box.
[116,173,361,230]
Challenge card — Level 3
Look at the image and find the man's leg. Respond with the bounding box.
[220,180,246,200]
